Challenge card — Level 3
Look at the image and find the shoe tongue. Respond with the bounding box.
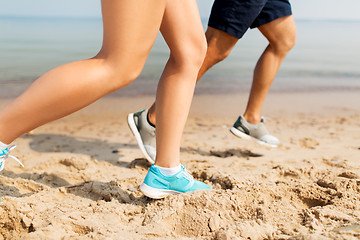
[182,168,194,180]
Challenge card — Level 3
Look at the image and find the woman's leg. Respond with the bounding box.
[138,0,210,199]
[0,0,166,144]
[148,27,238,125]
[154,0,207,167]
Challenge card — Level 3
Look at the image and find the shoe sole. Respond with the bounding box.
[230,127,278,148]
[127,113,155,164]
[139,183,181,199]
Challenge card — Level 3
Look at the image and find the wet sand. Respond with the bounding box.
[1,90,360,239]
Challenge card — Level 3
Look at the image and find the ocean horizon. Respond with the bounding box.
[1,15,360,97]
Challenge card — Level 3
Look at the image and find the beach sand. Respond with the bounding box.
[0,90,359,239]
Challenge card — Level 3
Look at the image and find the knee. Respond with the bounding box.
[205,39,233,65]
[171,36,207,73]
[213,47,231,63]
[111,64,143,90]
[270,33,296,56]
[195,38,208,68]
[186,37,208,71]
[97,56,145,91]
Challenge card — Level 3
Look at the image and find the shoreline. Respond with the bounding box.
[1,88,360,116]
[1,76,360,99]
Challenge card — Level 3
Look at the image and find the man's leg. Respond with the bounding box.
[197,27,239,81]
[243,15,296,124]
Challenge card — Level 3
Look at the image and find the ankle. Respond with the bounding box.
[155,164,182,176]
[243,114,261,124]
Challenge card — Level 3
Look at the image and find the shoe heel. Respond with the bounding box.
[139,183,179,199]
[127,113,155,164]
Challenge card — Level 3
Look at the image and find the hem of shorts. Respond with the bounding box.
[250,12,293,29]
[207,23,245,39]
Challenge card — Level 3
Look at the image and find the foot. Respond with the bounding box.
[0,145,24,172]
[230,115,280,147]
[140,164,210,199]
[127,109,156,163]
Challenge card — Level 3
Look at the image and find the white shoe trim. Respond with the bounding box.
[127,113,155,163]
[230,127,278,148]
[0,145,24,172]
[144,144,156,161]
[139,183,181,199]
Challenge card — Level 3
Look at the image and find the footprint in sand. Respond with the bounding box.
[298,137,319,149]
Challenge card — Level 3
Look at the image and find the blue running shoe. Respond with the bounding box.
[140,164,210,199]
[0,145,24,172]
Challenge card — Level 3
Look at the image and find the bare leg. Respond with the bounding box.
[154,0,206,167]
[0,0,166,144]
[243,15,296,123]
[148,27,237,125]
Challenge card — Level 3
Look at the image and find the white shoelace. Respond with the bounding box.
[0,145,24,171]
[183,166,194,182]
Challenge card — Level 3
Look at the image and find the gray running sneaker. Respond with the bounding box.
[127,109,156,163]
[230,115,280,147]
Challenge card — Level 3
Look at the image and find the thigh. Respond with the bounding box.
[205,27,239,56]
[208,0,267,39]
[251,0,292,29]
[258,15,296,44]
[99,0,166,63]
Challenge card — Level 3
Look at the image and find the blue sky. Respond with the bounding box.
[1,0,360,20]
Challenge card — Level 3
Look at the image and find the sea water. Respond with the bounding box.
[0,16,359,97]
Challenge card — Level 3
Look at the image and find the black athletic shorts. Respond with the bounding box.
[208,0,292,39]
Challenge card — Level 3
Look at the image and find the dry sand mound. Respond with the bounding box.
[1,161,359,239]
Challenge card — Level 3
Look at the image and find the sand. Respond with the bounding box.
[0,90,359,239]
